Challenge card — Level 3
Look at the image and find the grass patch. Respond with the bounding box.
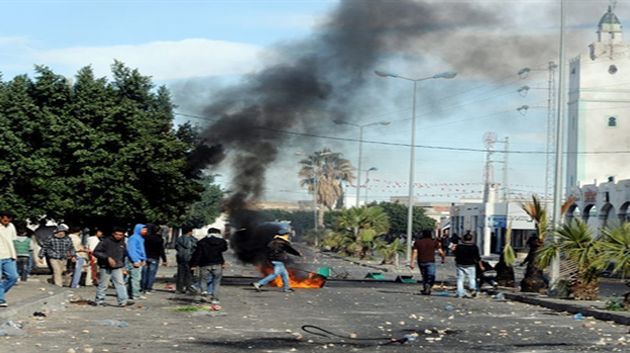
[604,298,626,312]
[174,305,202,312]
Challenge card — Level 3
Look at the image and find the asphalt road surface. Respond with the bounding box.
[2,278,628,353]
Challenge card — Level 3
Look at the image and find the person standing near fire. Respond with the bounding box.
[251,229,301,293]
[189,227,228,305]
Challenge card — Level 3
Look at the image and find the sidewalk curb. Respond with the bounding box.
[0,289,72,321]
[318,251,391,272]
[503,292,630,325]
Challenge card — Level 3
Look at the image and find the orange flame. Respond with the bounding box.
[259,265,326,288]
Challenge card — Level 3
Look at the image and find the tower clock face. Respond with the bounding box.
[609,64,618,74]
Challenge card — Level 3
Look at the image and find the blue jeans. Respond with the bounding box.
[96,268,128,305]
[141,258,159,292]
[200,265,223,299]
[126,264,142,299]
[71,257,86,288]
[257,261,290,290]
[456,265,477,297]
[0,258,18,302]
[418,262,436,289]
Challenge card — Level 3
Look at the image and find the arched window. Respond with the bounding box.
[608,116,617,127]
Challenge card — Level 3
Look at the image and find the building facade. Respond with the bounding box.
[567,6,630,189]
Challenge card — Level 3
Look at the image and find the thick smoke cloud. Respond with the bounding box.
[189,0,603,262]
[200,0,510,210]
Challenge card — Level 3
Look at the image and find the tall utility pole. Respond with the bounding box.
[551,0,567,286]
[545,61,558,203]
[502,137,510,202]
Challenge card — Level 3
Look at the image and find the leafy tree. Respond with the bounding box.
[0,63,206,228]
[182,174,223,229]
[256,209,314,237]
[298,148,354,225]
[372,201,436,236]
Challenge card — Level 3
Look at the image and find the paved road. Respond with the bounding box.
[2,247,628,353]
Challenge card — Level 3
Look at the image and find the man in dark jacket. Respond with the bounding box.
[141,224,167,294]
[189,228,228,304]
[175,227,197,294]
[93,228,133,306]
[251,229,301,293]
[454,231,484,298]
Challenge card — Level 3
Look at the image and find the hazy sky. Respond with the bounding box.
[0,0,623,204]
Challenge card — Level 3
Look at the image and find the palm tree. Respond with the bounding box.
[495,222,516,287]
[298,148,355,226]
[334,206,390,259]
[375,238,405,265]
[520,195,549,293]
[538,220,599,300]
[593,223,630,308]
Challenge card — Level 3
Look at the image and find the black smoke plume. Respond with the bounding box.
[192,0,571,262]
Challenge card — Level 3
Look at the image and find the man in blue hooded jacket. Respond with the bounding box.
[126,224,147,300]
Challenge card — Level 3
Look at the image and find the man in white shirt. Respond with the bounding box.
[0,210,19,307]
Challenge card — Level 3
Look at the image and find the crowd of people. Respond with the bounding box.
[0,210,233,308]
[1,206,503,308]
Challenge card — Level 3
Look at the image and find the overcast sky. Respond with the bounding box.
[0,0,624,204]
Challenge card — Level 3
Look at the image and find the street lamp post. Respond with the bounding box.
[375,69,457,264]
[334,120,390,207]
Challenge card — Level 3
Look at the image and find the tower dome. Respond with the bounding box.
[596,5,623,43]
[599,5,621,27]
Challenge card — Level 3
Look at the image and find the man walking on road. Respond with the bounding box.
[410,230,445,295]
[252,229,301,293]
[0,211,18,307]
[454,231,484,298]
[93,228,133,307]
[39,224,76,287]
[189,228,228,305]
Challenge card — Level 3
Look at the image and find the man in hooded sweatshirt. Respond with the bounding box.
[126,224,147,300]
[251,228,301,293]
[189,228,228,304]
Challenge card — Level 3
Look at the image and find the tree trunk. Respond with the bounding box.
[495,254,515,287]
[571,277,598,300]
[318,207,325,228]
[520,239,547,293]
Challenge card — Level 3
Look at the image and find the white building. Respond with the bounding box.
[567,179,630,236]
[450,185,537,256]
[567,6,630,189]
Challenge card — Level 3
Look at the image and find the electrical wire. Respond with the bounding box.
[173,111,630,155]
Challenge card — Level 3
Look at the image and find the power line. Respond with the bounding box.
[173,111,630,155]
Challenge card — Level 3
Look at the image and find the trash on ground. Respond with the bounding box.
[0,320,26,336]
[97,319,129,328]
